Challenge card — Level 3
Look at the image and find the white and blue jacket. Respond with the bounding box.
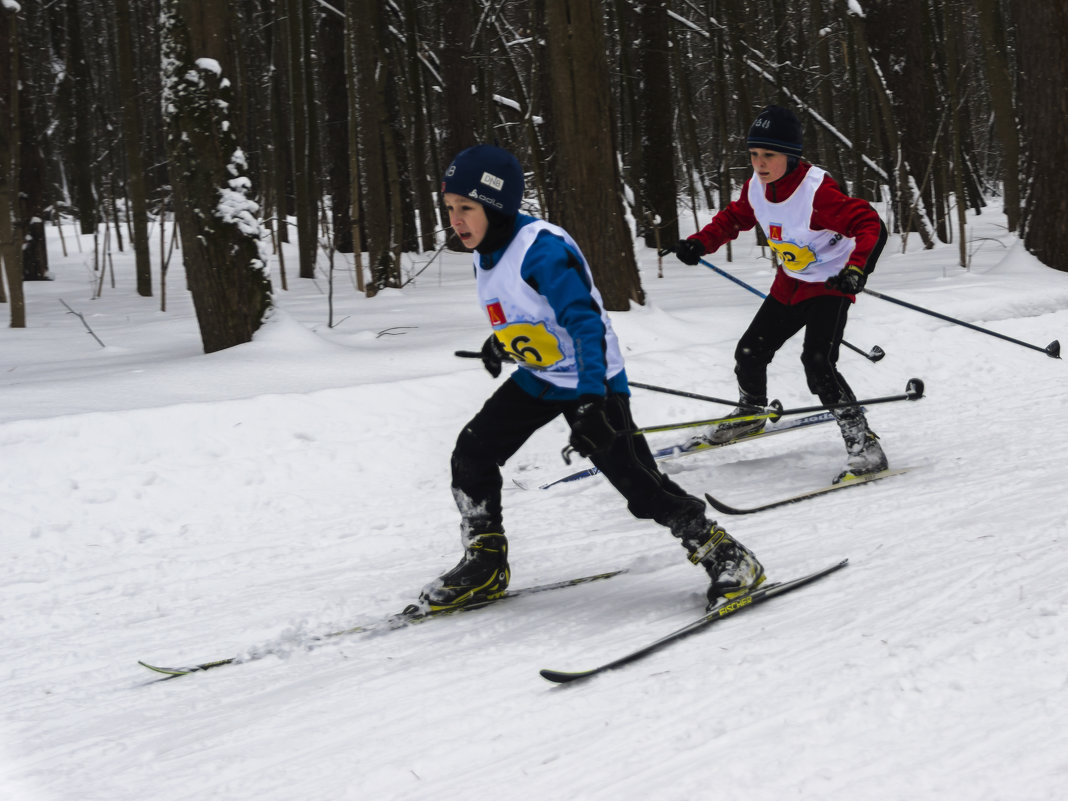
[474,215,628,401]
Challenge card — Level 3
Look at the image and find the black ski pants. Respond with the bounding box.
[451,378,705,538]
[734,293,859,408]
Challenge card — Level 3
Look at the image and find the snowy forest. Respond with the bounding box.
[1,0,1066,347]
[3,4,1068,798]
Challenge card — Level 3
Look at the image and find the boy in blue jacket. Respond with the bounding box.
[417,145,765,613]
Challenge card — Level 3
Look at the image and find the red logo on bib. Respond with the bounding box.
[486,301,507,326]
[769,223,783,241]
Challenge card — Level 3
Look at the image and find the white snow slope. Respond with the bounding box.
[2,204,1067,801]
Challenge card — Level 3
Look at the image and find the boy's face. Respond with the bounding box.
[444,192,489,250]
[749,148,790,184]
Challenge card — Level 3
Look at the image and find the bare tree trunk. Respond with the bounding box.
[318,10,352,254]
[976,0,1020,233]
[608,0,643,229]
[343,3,365,292]
[638,2,678,247]
[161,0,272,352]
[670,26,706,232]
[0,0,25,326]
[844,2,933,249]
[65,0,97,235]
[285,0,317,278]
[116,0,152,296]
[439,1,480,248]
[400,0,435,253]
[16,0,49,283]
[349,0,398,292]
[1013,0,1068,272]
[811,0,848,184]
[544,0,643,310]
[269,0,292,249]
[943,0,968,268]
[440,3,479,161]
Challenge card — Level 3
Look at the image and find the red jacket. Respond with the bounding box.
[688,162,883,304]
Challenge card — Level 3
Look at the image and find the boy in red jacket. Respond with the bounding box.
[674,105,888,483]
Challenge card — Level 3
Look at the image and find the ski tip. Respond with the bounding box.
[138,660,195,676]
[539,667,595,684]
[703,491,745,516]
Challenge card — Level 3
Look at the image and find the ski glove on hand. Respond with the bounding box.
[825,265,867,294]
[674,238,706,266]
[568,395,616,457]
[480,334,511,378]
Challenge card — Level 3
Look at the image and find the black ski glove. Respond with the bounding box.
[674,238,706,266]
[568,395,616,457]
[825,264,867,295]
[480,334,511,378]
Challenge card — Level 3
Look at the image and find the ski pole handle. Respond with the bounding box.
[562,379,924,461]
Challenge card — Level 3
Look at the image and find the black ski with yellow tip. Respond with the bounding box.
[704,467,912,515]
[539,558,848,684]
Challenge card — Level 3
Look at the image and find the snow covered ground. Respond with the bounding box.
[2,203,1066,801]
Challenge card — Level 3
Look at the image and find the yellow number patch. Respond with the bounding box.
[770,240,818,272]
[495,322,564,369]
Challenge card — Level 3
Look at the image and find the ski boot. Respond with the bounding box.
[687,391,767,449]
[416,532,510,613]
[833,412,888,484]
[682,520,766,609]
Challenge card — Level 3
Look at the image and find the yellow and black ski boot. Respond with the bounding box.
[417,533,510,612]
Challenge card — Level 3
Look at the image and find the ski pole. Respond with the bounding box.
[635,378,923,434]
[766,377,924,418]
[627,381,765,411]
[560,378,924,463]
[693,255,887,363]
[861,287,1061,359]
[456,355,765,412]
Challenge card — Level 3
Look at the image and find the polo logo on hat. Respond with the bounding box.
[480,172,504,190]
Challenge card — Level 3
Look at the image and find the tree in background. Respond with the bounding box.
[1013,0,1068,273]
[349,0,401,292]
[161,0,272,352]
[5,0,1068,338]
[637,1,679,250]
[0,0,24,326]
[545,0,643,310]
[115,0,152,297]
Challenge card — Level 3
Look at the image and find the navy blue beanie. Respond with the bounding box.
[442,145,524,216]
[747,105,803,158]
